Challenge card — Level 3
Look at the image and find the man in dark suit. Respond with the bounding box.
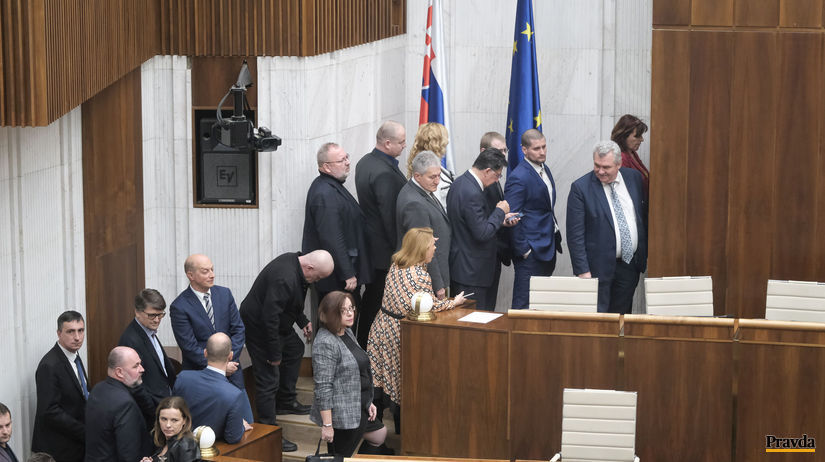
[31,310,88,462]
[170,254,246,390]
[302,142,371,315]
[447,148,518,310]
[396,151,451,298]
[354,120,407,348]
[0,402,18,462]
[118,289,176,407]
[567,140,648,313]
[239,250,333,452]
[504,129,563,309]
[480,132,514,307]
[85,347,153,462]
[173,333,253,445]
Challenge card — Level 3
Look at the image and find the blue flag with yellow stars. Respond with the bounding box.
[505,0,542,172]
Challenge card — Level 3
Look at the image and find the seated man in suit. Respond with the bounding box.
[395,151,451,298]
[85,347,154,462]
[447,148,519,310]
[118,289,177,407]
[567,140,648,313]
[0,402,19,462]
[32,310,88,462]
[170,254,246,390]
[173,333,253,445]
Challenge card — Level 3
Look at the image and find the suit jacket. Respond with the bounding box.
[310,327,372,430]
[85,377,153,462]
[302,172,372,293]
[239,253,310,362]
[395,179,451,292]
[0,444,18,462]
[169,285,245,389]
[483,179,513,266]
[504,160,560,261]
[354,148,407,271]
[118,319,176,407]
[447,171,506,287]
[566,168,648,278]
[31,344,86,462]
[173,369,254,445]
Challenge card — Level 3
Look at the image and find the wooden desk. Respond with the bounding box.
[215,457,264,462]
[212,424,282,462]
[402,308,510,459]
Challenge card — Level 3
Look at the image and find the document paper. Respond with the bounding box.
[457,312,503,324]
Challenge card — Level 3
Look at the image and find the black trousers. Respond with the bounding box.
[450,280,495,311]
[247,330,304,424]
[358,269,388,348]
[597,259,641,314]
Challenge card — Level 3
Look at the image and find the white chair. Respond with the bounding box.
[644,276,714,317]
[765,279,825,323]
[550,388,639,462]
[529,276,598,312]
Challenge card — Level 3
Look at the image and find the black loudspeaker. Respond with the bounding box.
[194,110,257,205]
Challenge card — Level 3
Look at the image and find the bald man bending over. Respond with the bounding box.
[240,250,334,452]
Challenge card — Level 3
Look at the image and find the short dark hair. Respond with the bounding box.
[473,148,507,171]
[0,402,9,418]
[521,128,545,148]
[57,310,84,331]
[318,291,355,335]
[135,288,166,312]
[610,114,648,154]
[27,453,56,462]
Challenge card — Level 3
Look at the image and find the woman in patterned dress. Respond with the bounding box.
[367,227,466,413]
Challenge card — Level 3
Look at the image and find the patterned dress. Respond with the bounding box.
[367,263,455,405]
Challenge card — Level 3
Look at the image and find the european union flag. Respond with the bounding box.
[505,0,542,172]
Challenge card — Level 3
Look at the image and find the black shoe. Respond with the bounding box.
[276,400,311,415]
[282,437,298,452]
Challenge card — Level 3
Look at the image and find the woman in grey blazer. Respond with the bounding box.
[311,292,392,456]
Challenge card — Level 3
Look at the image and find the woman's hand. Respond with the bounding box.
[453,291,466,306]
[140,458,153,462]
[367,403,378,421]
[321,425,334,443]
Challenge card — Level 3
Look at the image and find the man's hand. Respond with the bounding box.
[496,200,511,213]
[345,276,357,291]
[267,359,282,366]
[503,212,520,227]
[243,419,253,432]
[368,403,378,421]
[435,288,446,300]
[225,361,239,376]
[303,322,313,340]
[578,272,592,279]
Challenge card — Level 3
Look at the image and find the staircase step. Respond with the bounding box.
[296,376,314,405]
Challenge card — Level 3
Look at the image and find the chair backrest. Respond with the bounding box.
[561,388,638,462]
[528,276,598,312]
[644,276,714,316]
[765,279,825,323]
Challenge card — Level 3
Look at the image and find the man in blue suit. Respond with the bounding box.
[170,254,246,390]
[447,148,519,310]
[567,140,648,313]
[173,333,253,445]
[504,129,563,309]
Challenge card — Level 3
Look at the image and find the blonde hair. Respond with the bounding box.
[392,227,434,268]
[407,122,448,177]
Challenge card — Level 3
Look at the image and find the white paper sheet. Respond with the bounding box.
[457,311,503,324]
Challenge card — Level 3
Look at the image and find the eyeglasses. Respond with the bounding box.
[341,307,356,314]
[325,155,350,164]
[143,312,166,320]
[489,169,503,179]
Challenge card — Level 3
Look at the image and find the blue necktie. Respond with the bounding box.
[610,182,633,264]
[75,356,89,399]
[204,293,215,329]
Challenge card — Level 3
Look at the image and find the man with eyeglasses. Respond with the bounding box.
[302,142,371,333]
[118,288,177,407]
[480,132,514,308]
[447,148,519,311]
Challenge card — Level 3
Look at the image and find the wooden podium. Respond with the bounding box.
[210,424,282,462]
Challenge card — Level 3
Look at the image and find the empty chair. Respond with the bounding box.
[765,279,825,323]
[644,276,713,317]
[550,388,639,462]
[529,276,598,312]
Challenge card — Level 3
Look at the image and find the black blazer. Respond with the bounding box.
[31,343,86,462]
[302,172,372,293]
[240,252,310,362]
[354,148,407,271]
[447,171,506,288]
[85,377,153,462]
[152,435,200,462]
[118,319,177,407]
[483,179,513,266]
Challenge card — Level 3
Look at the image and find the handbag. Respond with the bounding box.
[305,438,343,462]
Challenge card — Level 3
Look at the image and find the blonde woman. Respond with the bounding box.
[407,122,453,208]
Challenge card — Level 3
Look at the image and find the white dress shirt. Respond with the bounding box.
[601,171,639,258]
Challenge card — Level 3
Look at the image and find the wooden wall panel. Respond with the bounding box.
[771,33,822,282]
[653,0,690,25]
[692,0,734,26]
[780,0,822,27]
[817,36,825,278]
[649,30,690,276]
[82,68,145,384]
[735,0,779,26]
[686,31,732,314]
[725,32,777,319]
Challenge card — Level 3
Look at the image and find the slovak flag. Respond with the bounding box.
[419,0,455,173]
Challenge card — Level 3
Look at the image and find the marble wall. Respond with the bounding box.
[0,108,86,457]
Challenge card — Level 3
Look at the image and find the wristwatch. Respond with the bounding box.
[323,423,333,427]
